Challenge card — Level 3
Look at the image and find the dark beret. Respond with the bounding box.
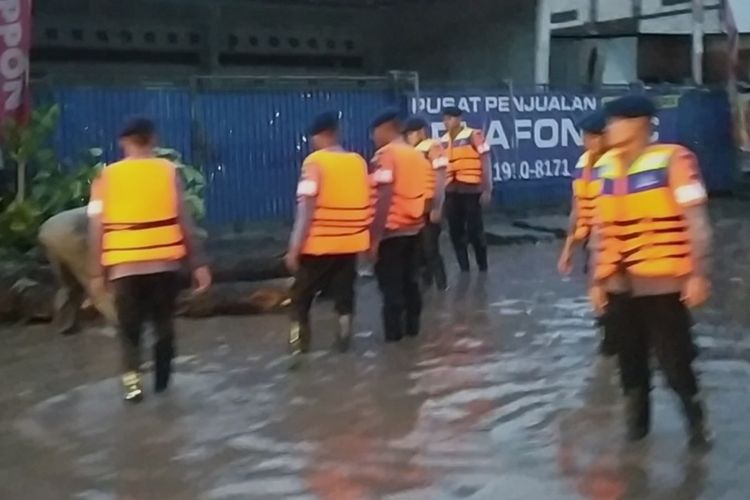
[308,111,339,136]
[442,106,462,117]
[577,110,607,134]
[402,116,429,133]
[370,107,401,130]
[119,116,156,138]
[604,95,657,119]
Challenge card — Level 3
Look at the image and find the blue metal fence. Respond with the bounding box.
[52,87,193,166]
[194,89,394,223]
[45,84,736,224]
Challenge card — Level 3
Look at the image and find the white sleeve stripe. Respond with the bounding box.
[432,157,449,169]
[296,180,318,196]
[373,169,394,184]
[477,143,490,154]
[87,200,103,216]
[675,183,707,205]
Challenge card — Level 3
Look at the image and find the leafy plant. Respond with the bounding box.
[1,105,60,203]
[154,147,206,221]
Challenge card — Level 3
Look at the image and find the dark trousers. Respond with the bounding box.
[113,272,179,388]
[614,293,699,398]
[598,292,628,357]
[445,192,488,271]
[290,254,357,325]
[374,236,422,341]
[419,215,447,290]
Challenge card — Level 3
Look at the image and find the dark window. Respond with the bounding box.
[120,30,133,43]
[167,33,178,45]
[288,37,300,48]
[326,39,336,50]
[45,28,58,41]
[249,35,259,47]
[96,30,109,43]
[190,32,201,45]
[345,40,355,51]
[307,38,318,49]
[228,34,239,48]
[72,29,84,41]
[662,0,690,6]
[550,10,578,24]
[269,36,280,48]
[144,32,156,43]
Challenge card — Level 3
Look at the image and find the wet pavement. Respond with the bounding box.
[1,202,750,500]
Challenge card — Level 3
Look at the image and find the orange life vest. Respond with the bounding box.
[301,150,373,256]
[95,158,186,267]
[380,142,427,231]
[571,151,602,241]
[593,144,693,281]
[441,127,483,185]
[415,138,447,210]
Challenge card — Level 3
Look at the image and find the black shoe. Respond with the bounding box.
[336,315,353,353]
[122,371,144,403]
[625,389,650,442]
[154,343,174,393]
[384,334,403,343]
[681,395,713,451]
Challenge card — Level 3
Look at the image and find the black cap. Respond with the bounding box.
[577,110,607,135]
[308,111,339,136]
[403,116,429,133]
[442,106,462,117]
[119,116,156,139]
[604,95,657,119]
[370,107,401,130]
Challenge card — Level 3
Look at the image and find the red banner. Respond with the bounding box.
[0,0,31,125]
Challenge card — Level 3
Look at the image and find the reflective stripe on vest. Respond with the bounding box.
[386,143,427,231]
[593,144,692,280]
[99,159,186,266]
[441,128,482,185]
[301,150,373,256]
[571,151,601,241]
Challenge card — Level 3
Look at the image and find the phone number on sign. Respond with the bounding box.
[492,159,572,182]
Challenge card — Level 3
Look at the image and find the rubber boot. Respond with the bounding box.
[625,389,650,442]
[434,258,448,291]
[455,245,470,272]
[474,244,488,272]
[680,394,712,451]
[289,321,311,356]
[154,341,174,393]
[336,315,353,353]
[122,371,144,403]
[405,312,421,338]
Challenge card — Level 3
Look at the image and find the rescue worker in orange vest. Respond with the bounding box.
[557,110,618,358]
[370,109,427,342]
[441,106,492,272]
[403,116,448,291]
[285,112,373,357]
[589,96,712,449]
[88,117,212,403]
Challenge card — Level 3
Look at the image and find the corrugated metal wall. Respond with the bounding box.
[43,85,736,224]
[194,89,394,223]
[52,87,193,166]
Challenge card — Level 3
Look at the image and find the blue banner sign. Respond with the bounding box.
[409,92,678,186]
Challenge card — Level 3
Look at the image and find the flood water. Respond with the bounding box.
[1,201,749,500]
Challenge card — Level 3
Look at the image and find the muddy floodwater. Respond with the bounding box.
[1,201,750,500]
